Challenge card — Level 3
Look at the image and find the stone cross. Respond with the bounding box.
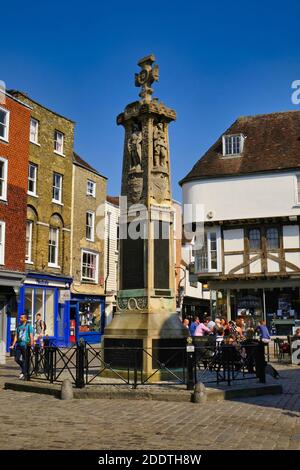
[135,54,159,104]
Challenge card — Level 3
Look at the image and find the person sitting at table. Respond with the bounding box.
[194,320,211,336]
[256,320,271,344]
[291,327,300,342]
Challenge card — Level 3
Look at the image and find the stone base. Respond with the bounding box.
[103,311,188,373]
[104,310,187,338]
[103,337,187,371]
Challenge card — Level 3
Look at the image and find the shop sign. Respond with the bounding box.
[59,290,71,304]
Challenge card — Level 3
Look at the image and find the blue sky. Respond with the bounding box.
[2,0,300,200]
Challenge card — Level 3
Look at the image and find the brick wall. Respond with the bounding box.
[10,91,74,277]
[71,163,106,295]
[0,94,30,272]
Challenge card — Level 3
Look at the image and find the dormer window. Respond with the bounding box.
[222,134,245,156]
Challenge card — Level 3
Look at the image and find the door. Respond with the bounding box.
[69,303,78,345]
[56,302,69,347]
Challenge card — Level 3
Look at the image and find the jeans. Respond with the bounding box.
[15,345,28,376]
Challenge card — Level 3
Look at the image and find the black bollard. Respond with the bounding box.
[186,347,195,390]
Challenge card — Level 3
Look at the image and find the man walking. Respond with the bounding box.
[10,314,34,379]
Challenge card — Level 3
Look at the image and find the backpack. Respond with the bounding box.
[37,319,46,333]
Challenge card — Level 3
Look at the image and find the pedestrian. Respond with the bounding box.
[182,318,190,331]
[10,314,34,379]
[189,316,200,336]
[256,320,271,344]
[194,320,211,337]
[34,313,46,348]
[205,316,216,330]
[216,327,225,346]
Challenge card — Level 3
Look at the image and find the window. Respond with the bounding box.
[222,134,244,156]
[81,250,98,282]
[45,289,55,337]
[194,231,219,272]
[25,221,33,263]
[249,228,261,250]
[0,221,5,265]
[48,227,59,266]
[86,211,95,241]
[52,173,62,203]
[30,118,39,144]
[0,158,8,200]
[54,130,64,155]
[0,107,9,141]
[210,232,217,269]
[266,228,280,250]
[87,180,96,197]
[28,163,37,195]
[24,288,34,326]
[195,233,208,273]
[24,287,55,336]
[79,302,101,332]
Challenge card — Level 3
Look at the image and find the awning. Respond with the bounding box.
[0,271,25,287]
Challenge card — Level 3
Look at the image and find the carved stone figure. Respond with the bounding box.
[128,173,143,203]
[153,122,167,168]
[127,123,142,170]
[152,172,168,203]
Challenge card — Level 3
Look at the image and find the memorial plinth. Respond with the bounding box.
[103,55,187,373]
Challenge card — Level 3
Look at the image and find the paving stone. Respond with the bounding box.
[1,357,300,450]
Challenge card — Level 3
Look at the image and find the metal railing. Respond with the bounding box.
[22,340,266,389]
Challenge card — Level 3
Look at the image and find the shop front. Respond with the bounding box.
[0,271,24,356]
[210,279,300,335]
[19,272,73,347]
[70,294,105,345]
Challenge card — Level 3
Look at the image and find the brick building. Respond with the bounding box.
[0,89,31,359]
[70,153,107,344]
[9,90,74,346]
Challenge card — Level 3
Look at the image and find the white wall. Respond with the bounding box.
[283,225,300,249]
[224,254,244,274]
[104,202,120,294]
[183,171,300,222]
[223,229,244,251]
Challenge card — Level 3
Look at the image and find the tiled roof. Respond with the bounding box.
[106,195,119,206]
[180,111,300,185]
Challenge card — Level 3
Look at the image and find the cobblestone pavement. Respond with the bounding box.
[0,359,300,450]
